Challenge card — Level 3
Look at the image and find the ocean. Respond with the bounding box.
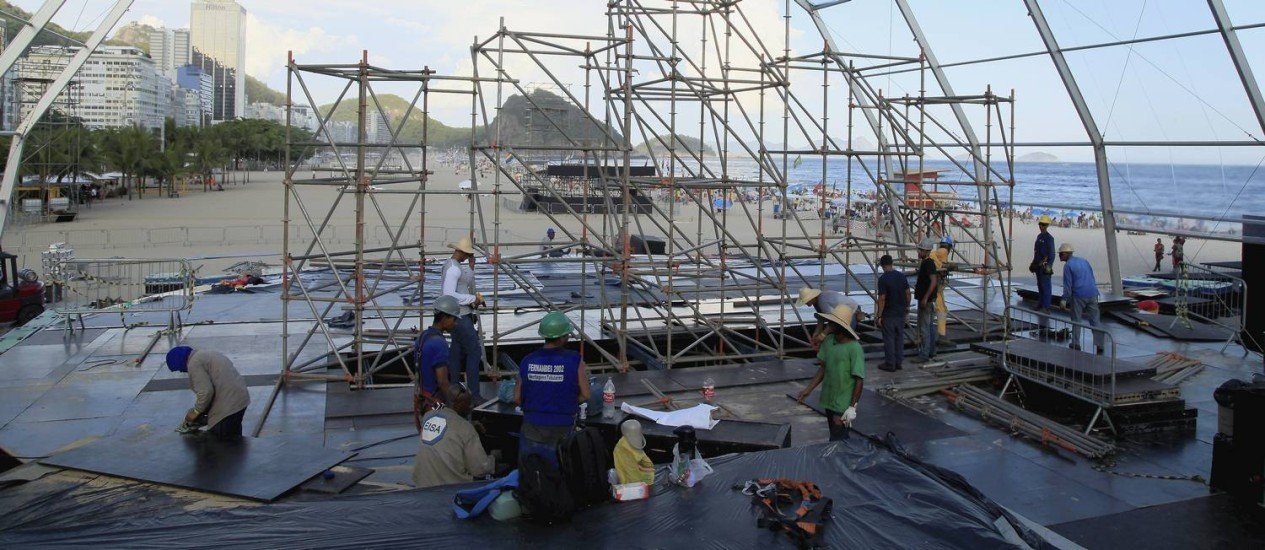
[699,157,1265,223]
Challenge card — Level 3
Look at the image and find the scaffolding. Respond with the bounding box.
[260,0,1016,433]
[10,52,87,223]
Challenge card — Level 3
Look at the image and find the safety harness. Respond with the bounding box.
[737,478,833,549]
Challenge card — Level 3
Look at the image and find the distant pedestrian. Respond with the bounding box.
[1171,236,1185,275]
[1153,238,1164,272]
[1059,243,1104,354]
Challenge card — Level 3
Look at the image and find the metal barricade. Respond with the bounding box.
[47,257,196,364]
[1001,305,1118,433]
[49,258,195,316]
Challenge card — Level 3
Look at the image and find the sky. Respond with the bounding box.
[7,0,1265,166]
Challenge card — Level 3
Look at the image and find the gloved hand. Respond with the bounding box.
[842,405,857,426]
[184,408,201,424]
[473,293,486,308]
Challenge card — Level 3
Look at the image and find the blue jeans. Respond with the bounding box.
[917,303,937,360]
[881,315,904,367]
[1036,274,1053,310]
[449,314,484,399]
[1069,297,1103,351]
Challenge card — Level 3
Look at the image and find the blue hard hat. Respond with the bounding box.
[546,227,556,234]
[166,346,193,372]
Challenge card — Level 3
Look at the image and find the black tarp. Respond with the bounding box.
[0,437,1051,549]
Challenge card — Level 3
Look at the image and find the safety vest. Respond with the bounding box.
[519,347,580,427]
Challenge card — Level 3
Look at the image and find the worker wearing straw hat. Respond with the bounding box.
[796,287,862,349]
[441,236,488,401]
[796,304,864,441]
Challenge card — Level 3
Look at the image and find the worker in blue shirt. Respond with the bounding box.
[413,295,459,430]
[1033,215,1055,311]
[1059,243,1104,354]
[515,311,590,465]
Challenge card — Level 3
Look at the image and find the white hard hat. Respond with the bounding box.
[918,237,938,250]
[1059,243,1074,254]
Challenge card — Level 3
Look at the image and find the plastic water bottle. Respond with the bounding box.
[602,377,616,419]
[702,377,716,403]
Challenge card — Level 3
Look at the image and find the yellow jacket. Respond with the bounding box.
[614,436,655,485]
[931,248,949,336]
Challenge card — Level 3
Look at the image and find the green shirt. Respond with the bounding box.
[815,336,865,412]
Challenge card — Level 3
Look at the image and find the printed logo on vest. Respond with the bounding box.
[526,362,566,382]
[421,416,448,445]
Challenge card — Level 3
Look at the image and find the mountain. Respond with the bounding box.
[0,1,137,49]
[109,21,155,52]
[319,88,620,149]
[319,94,469,146]
[246,75,285,106]
[1017,151,1059,163]
[634,134,710,155]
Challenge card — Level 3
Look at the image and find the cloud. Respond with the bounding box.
[244,12,359,81]
[136,15,166,28]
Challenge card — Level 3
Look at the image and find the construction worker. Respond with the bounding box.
[796,287,862,348]
[540,228,569,258]
[913,237,940,363]
[441,236,487,402]
[414,295,459,415]
[1153,238,1164,272]
[166,346,250,439]
[796,304,864,441]
[1059,243,1104,354]
[874,254,910,372]
[1033,215,1056,312]
[515,311,590,465]
[412,383,495,488]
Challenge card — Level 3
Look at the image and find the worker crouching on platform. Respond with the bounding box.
[412,384,495,488]
[166,346,250,439]
[515,311,590,465]
[796,287,862,349]
[796,304,865,441]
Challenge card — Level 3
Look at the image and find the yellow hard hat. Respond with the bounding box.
[1038,215,1052,225]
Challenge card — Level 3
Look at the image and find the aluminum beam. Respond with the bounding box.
[1207,0,1265,137]
[0,0,134,243]
[1024,0,1122,293]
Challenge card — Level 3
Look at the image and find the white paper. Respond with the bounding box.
[620,402,719,430]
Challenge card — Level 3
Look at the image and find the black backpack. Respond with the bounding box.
[515,453,576,525]
[558,427,612,507]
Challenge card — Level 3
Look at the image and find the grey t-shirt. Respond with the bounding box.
[815,290,859,315]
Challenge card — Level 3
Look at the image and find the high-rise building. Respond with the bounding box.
[190,0,246,122]
[173,29,191,67]
[13,45,172,130]
[149,27,192,75]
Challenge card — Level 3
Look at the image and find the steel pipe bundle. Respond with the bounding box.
[943,384,1116,458]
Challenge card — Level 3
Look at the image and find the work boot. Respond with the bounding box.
[878,363,898,372]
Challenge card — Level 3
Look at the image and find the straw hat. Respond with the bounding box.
[448,236,475,254]
[1058,243,1074,254]
[815,304,859,340]
[795,287,822,307]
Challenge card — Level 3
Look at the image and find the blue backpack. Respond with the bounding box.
[452,470,519,520]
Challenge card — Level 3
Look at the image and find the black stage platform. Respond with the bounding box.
[973,340,1158,380]
[40,432,353,502]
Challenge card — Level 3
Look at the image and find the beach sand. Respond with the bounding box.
[4,169,1242,287]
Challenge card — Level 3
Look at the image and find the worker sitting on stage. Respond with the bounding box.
[166,346,250,439]
[412,383,495,488]
[540,228,570,258]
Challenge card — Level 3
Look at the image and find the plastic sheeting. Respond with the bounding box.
[0,435,1053,549]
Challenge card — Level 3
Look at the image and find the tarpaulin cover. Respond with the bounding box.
[0,436,1051,549]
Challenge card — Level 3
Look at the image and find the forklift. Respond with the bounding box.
[0,251,45,326]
